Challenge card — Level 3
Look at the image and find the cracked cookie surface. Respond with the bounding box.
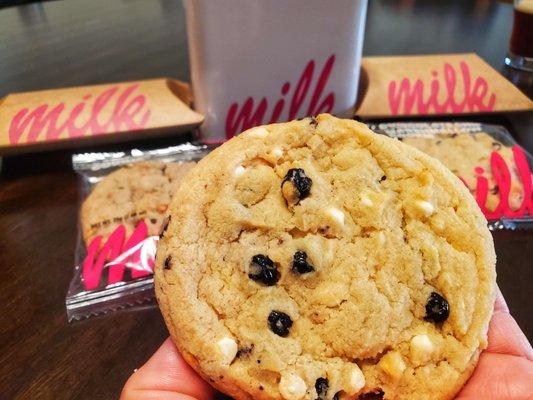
[155,114,496,400]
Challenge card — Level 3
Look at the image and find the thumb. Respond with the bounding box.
[486,287,533,361]
[121,338,215,400]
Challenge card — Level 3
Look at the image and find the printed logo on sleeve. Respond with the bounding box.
[388,61,496,116]
[225,55,336,139]
[9,84,151,144]
[468,146,532,220]
[82,220,157,290]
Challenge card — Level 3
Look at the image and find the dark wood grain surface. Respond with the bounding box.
[0,1,531,399]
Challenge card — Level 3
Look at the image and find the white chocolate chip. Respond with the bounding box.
[377,231,386,245]
[327,207,345,225]
[416,200,435,217]
[272,147,283,159]
[247,127,268,138]
[216,337,238,365]
[378,351,406,381]
[279,372,307,400]
[344,364,366,394]
[234,165,246,177]
[361,197,373,207]
[410,334,435,363]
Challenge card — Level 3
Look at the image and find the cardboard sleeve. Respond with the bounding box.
[356,53,533,119]
[0,78,204,155]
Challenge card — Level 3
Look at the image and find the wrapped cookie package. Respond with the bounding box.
[371,122,533,230]
[66,143,213,321]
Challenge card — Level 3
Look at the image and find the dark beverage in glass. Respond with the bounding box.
[506,0,533,71]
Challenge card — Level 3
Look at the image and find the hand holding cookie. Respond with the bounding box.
[123,115,530,399]
[121,289,533,400]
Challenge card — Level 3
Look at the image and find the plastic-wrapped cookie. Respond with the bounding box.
[81,161,195,245]
[155,114,496,400]
[400,131,525,214]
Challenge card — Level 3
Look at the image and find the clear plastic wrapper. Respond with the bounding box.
[66,143,213,321]
[370,122,533,230]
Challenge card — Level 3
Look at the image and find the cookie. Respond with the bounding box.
[401,132,524,213]
[81,161,195,245]
[155,114,496,400]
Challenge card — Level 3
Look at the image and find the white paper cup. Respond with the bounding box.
[183,0,368,142]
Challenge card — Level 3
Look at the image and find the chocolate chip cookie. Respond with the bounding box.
[81,161,195,245]
[155,114,496,400]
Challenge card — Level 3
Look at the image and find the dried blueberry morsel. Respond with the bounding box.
[268,310,293,337]
[248,255,280,286]
[292,250,315,274]
[332,392,341,400]
[164,255,172,270]
[281,168,312,206]
[358,389,385,399]
[424,292,450,323]
[315,377,329,400]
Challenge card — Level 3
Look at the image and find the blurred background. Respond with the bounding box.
[0,0,526,97]
[1,1,531,399]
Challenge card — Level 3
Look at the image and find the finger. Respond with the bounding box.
[487,289,533,361]
[456,352,533,399]
[487,312,533,361]
[121,338,215,400]
[494,286,509,313]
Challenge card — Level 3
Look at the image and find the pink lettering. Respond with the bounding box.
[225,55,336,138]
[8,84,151,144]
[388,61,496,115]
[82,221,154,290]
[468,145,532,220]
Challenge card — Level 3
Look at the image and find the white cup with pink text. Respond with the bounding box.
[182,0,368,142]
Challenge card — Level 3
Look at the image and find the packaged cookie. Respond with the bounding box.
[66,143,213,321]
[370,122,533,230]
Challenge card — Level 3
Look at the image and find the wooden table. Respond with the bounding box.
[0,1,531,399]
